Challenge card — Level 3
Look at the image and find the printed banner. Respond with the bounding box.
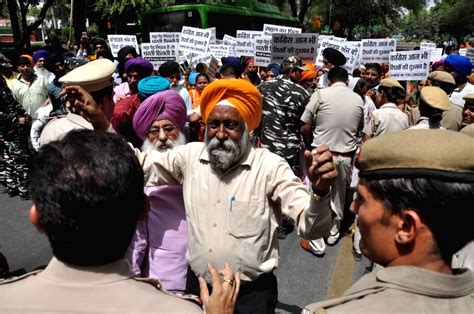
[236,30,262,57]
[263,24,302,36]
[315,40,361,72]
[389,50,430,81]
[361,39,397,64]
[271,33,318,64]
[179,26,211,55]
[141,43,179,69]
[107,35,140,57]
[254,34,272,67]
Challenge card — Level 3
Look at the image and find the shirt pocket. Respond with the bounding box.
[227,201,264,238]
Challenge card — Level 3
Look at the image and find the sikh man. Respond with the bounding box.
[40,58,116,146]
[318,48,346,88]
[444,54,474,107]
[159,61,192,113]
[11,55,49,116]
[113,57,154,103]
[128,90,189,293]
[300,66,364,254]
[63,78,337,314]
[304,129,474,313]
[32,49,53,81]
[0,130,238,313]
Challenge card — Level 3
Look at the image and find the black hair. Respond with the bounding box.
[378,85,405,103]
[196,63,207,73]
[44,53,64,73]
[196,73,210,83]
[246,71,261,86]
[328,66,348,83]
[353,68,362,77]
[220,64,240,78]
[17,56,32,66]
[90,85,114,105]
[29,130,145,266]
[365,63,383,76]
[364,178,473,264]
[94,39,109,50]
[353,79,369,99]
[96,49,115,62]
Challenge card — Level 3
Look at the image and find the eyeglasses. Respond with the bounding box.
[146,125,177,137]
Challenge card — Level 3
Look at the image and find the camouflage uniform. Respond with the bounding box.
[0,76,32,198]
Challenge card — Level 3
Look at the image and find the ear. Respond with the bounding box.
[29,204,44,233]
[138,194,150,222]
[394,210,421,245]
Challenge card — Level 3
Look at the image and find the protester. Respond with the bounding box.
[299,64,318,93]
[304,129,474,313]
[189,73,210,109]
[220,57,243,79]
[32,49,53,81]
[128,90,188,293]
[159,61,192,112]
[444,54,474,107]
[408,86,450,130]
[460,93,474,137]
[0,130,239,313]
[113,57,154,103]
[319,48,346,88]
[64,78,337,313]
[116,46,138,83]
[76,34,91,59]
[0,53,17,90]
[300,67,364,255]
[11,55,49,116]
[265,63,280,81]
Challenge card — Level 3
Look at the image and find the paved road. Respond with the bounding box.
[0,192,370,313]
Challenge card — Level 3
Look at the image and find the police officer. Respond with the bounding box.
[460,93,474,137]
[304,129,474,313]
[408,86,450,130]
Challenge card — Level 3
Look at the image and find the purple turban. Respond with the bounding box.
[133,90,187,140]
[124,57,154,74]
[32,50,50,63]
[445,55,473,77]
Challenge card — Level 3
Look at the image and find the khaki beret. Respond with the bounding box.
[462,93,474,104]
[59,59,115,93]
[420,86,451,111]
[357,129,474,182]
[380,78,405,92]
[428,71,455,85]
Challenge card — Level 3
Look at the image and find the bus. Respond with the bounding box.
[141,0,301,42]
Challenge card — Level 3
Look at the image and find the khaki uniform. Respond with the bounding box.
[40,113,93,146]
[303,266,474,313]
[460,123,474,137]
[0,257,201,313]
[363,103,409,137]
[441,103,463,131]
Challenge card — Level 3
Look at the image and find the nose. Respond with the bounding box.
[158,128,167,142]
[216,123,227,141]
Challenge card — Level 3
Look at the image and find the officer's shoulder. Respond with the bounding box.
[0,269,42,285]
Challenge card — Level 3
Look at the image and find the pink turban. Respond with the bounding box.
[132,90,186,140]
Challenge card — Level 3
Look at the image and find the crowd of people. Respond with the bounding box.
[0,32,473,313]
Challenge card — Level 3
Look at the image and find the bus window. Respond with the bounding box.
[142,10,201,41]
[207,13,259,37]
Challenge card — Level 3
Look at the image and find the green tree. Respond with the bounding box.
[432,0,474,43]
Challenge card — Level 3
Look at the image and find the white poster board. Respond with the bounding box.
[189,54,213,69]
[236,30,262,57]
[207,27,216,44]
[389,50,430,81]
[209,44,233,61]
[223,35,237,57]
[420,42,436,50]
[179,26,211,55]
[271,33,318,64]
[361,39,397,64]
[263,24,302,36]
[107,35,140,57]
[149,32,180,45]
[466,48,474,65]
[315,40,361,72]
[424,48,443,62]
[254,34,272,67]
[141,43,179,69]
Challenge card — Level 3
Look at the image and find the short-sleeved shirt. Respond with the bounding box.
[301,82,364,152]
[363,103,409,137]
[257,76,310,175]
[449,83,474,107]
[134,142,332,283]
[11,74,49,116]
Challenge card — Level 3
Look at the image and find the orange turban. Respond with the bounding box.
[20,54,34,65]
[300,70,317,82]
[200,79,263,131]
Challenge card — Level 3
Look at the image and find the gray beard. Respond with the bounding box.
[141,132,186,153]
[205,127,249,173]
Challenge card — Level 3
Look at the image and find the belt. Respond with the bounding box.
[331,151,355,158]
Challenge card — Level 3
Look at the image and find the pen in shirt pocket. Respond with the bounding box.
[230,195,236,211]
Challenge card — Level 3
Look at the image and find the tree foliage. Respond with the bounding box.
[432,0,474,42]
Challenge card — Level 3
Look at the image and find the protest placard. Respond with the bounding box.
[315,40,361,72]
[207,27,216,44]
[361,39,397,64]
[209,44,234,60]
[426,48,443,62]
[420,42,436,50]
[236,30,262,57]
[459,48,467,57]
[263,24,302,36]
[107,35,140,57]
[189,54,213,69]
[466,48,474,65]
[389,50,430,81]
[141,43,179,69]
[149,32,180,45]
[223,35,237,56]
[254,34,272,67]
[179,26,211,55]
[271,33,318,64]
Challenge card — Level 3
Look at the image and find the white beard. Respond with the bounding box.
[141,132,186,152]
[205,127,249,173]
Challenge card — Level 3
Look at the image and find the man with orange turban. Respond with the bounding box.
[299,64,318,93]
[66,78,337,314]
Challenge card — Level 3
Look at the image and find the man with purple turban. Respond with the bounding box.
[67,78,337,313]
[127,90,189,293]
[444,55,474,107]
[113,57,154,103]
